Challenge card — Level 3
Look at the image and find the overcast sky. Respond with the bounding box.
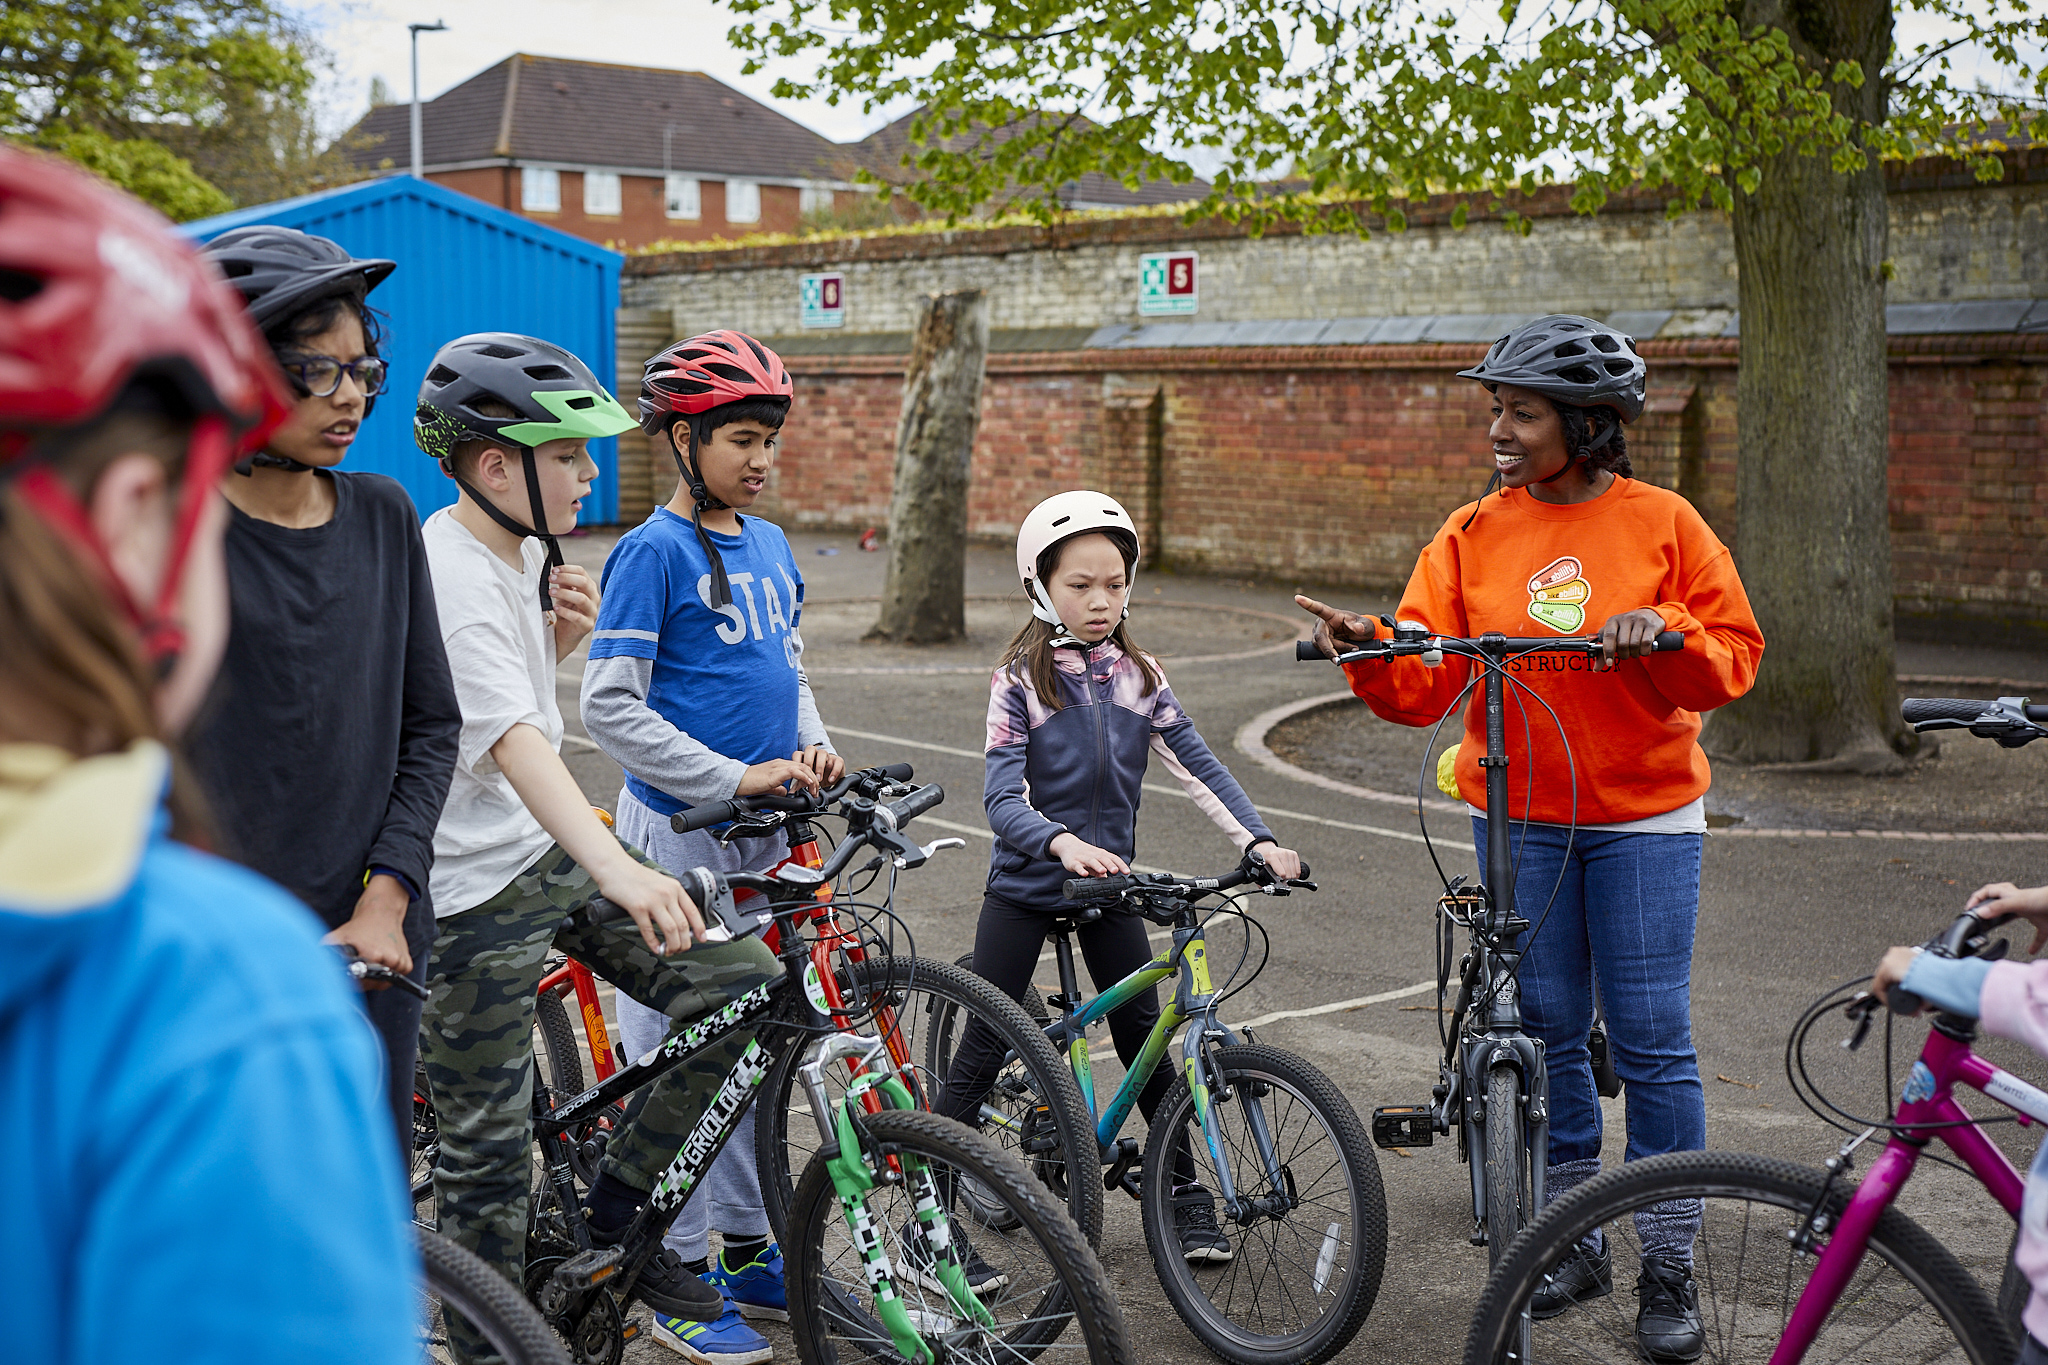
[304,0,913,146]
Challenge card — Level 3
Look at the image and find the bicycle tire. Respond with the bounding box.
[2001,1228,2028,1349]
[785,1107,1130,1365]
[534,988,608,1186]
[1139,1042,1387,1365]
[412,1063,439,1229]
[757,955,1101,1248]
[1461,1148,2015,1365]
[417,1227,573,1365]
[1483,1062,1530,1269]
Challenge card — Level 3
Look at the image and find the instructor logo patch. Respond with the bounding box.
[1526,556,1589,633]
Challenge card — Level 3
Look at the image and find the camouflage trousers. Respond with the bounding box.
[419,841,779,1327]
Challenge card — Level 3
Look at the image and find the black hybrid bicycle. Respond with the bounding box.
[1301,623,1681,1267]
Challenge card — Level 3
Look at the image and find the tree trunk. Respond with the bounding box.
[1708,0,1916,769]
[870,290,990,644]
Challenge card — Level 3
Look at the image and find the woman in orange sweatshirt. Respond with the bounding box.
[1299,315,1763,1360]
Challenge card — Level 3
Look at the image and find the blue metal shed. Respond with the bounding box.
[183,176,625,522]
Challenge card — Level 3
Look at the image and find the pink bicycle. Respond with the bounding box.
[1463,694,2048,1365]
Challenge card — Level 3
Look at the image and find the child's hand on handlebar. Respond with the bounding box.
[792,744,845,787]
[1592,609,1670,669]
[596,860,707,956]
[738,757,823,797]
[1293,595,1376,660]
[1870,946,1924,1012]
[1249,840,1303,881]
[1050,833,1129,878]
[1965,882,2048,952]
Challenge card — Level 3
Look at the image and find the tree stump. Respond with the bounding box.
[869,289,990,644]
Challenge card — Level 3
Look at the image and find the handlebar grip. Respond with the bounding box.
[1652,631,1684,652]
[1296,639,1327,662]
[1887,987,1926,1016]
[885,783,945,826]
[1901,698,1996,726]
[1063,874,1138,903]
[670,800,741,835]
[877,762,913,782]
[583,895,632,926]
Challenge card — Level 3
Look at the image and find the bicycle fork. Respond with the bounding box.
[1169,926,1293,1224]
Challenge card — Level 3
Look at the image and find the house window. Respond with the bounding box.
[799,183,834,215]
[521,166,560,213]
[665,174,700,220]
[725,179,760,224]
[583,170,622,216]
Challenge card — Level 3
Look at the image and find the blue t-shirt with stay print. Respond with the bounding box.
[591,508,805,816]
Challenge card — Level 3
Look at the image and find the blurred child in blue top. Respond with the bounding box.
[581,330,840,1361]
[0,145,414,1364]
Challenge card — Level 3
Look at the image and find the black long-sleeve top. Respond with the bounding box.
[189,470,461,927]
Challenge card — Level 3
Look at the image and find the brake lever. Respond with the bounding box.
[1842,992,1879,1052]
[919,837,967,860]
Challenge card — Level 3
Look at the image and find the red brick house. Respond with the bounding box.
[343,55,866,249]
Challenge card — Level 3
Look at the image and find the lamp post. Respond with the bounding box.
[409,20,449,181]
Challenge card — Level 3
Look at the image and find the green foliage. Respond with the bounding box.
[722,0,2047,231]
[0,0,348,219]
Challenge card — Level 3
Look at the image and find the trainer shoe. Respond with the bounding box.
[1529,1236,1612,1319]
[899,1216,1008,1295]
[649,1296,774,1365]
[584,1212,725,1321]
[1173,1185,1234,1264]
[708,1244,788,1322]
[1635,1255,1705,1363]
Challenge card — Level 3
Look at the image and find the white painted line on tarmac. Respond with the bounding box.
[830,726,983,762]
[1238,979,1437,1029]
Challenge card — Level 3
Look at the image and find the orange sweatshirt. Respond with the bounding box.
[1343,477,1764,825]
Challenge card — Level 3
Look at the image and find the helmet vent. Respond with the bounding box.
[476,343,526,359]
[1603,360,1636,376]
[1557,365,1599,384]
[700,361,753,383]
[524,364,571,380]
[427,364,461,385]
[566,395,595,409]
[0,267,43,302]
[1552,340,1587,358]
[1591,335,1620,353]
[1050,515,1071,527]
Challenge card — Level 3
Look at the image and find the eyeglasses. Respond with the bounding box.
[278,352,388,399]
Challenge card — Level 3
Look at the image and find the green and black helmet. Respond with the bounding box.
[416,333,635,613]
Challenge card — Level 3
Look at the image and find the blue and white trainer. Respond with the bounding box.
[648,1296,773,1365]
[707,1244,788,1322]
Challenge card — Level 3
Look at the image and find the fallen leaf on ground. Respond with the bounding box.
[1717,1074,1759,1089]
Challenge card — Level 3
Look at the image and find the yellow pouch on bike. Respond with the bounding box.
[1436,744,1462,798]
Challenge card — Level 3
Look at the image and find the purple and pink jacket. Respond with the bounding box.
[982,639,1274,906]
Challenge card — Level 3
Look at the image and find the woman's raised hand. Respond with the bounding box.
[1294,595,1377,661]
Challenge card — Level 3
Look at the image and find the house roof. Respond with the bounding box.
[343,55,848,183]
[854,108,1211,209]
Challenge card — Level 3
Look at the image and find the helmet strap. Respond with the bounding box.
[232,450,316,477]
[1027,575,1130,650]
[1460,469,1505,532]
[448,445,563,616]
[674,422,734,609]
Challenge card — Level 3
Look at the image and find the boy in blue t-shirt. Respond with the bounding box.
[581,331,840,1364]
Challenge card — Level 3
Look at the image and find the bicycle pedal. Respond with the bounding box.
[1103,1137,1143,1199]
[550,1246,624,1291]
[1371,1105,1435,1149]
[620,1317,642,1344]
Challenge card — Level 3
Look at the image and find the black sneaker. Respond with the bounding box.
[584,1212,725,1321]
[900,1216,1008,1296]
[1173,1185,1234,1265]
[1529,1236,1612,1319]
[1635,1255,1705,1363]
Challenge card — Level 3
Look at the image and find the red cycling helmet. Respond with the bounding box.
[639,329,791,431]
[0,144,289,661]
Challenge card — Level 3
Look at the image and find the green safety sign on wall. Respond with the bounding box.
[1139,252,1198,316]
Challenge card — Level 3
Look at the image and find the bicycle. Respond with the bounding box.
[1460,693,2048,1365]
[419,1225,574,1365]
[520,780,1129,1365]
[664,769,1102,1251]
[1301,624,1682,1269]
[1028,851,1387,1365]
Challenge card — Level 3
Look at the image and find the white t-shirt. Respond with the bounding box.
[421,509,561,916]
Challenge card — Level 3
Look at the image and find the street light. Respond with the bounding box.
[409,20,449,181]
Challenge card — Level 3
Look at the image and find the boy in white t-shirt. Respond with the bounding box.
[411,333,779,1362]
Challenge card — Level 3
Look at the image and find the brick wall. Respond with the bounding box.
[429,170,861,251]
[711,338,2048,633]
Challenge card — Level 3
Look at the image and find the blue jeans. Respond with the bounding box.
[1473,817,1706,1259]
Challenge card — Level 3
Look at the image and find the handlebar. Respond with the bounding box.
[1881,907,2015,1017]
[1061,851,1316,909]
[332,945,430,1001]
[1901,697,2048,748]
[670,762,917,835]
[1297,629,1683,664]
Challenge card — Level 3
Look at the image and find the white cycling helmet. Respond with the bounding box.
[1015,490,1141,631]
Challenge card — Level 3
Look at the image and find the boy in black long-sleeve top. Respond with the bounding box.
[188,226,460,1151]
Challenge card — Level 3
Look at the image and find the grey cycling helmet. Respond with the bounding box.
[415,333,635,613]
[1456,314,1646,422]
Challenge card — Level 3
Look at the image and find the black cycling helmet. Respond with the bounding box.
[1456,314,1646,422]
[203,225,395,473]
[415,333,635,615]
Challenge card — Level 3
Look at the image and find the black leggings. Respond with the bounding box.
[939,892,1195,1183]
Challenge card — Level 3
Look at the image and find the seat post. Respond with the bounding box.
[1052,926,1083,1007]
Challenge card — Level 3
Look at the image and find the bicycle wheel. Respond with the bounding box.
[1139,1042,1387,1365]
[1461,1148,2014,1365]
[758,955,1101,1247]
[412,1063,440,1229]
[417,1227,573,1365]
[534,987,610,1186]
[1483,1062,1531,1269]
[786,1107,1129,1365]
